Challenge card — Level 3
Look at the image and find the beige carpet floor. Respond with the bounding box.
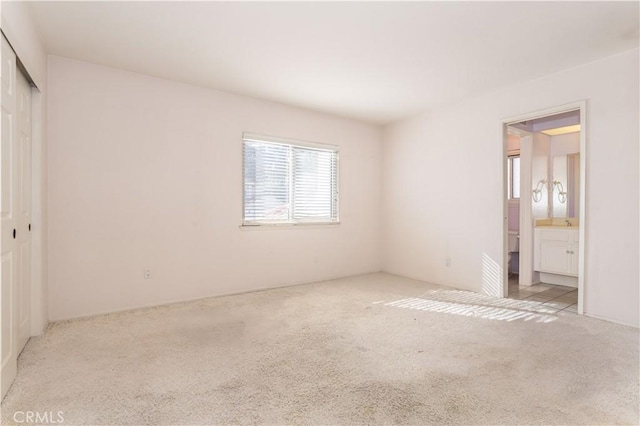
[2,273,638,425]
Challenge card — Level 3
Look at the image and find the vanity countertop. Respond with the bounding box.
[535,218,579,228]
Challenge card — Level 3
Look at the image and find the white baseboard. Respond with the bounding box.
[584,313,639,329]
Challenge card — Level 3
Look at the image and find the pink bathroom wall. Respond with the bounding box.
[507,134,521,154]
[508,204,520,231]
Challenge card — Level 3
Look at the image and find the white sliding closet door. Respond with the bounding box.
[1,34,19,398]
[1,34,32,398]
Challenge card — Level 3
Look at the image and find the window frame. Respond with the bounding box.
[241,133,340,228]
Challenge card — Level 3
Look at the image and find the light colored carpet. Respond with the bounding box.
[2,272,638,425]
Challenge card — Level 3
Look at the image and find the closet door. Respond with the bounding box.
[1,34,18,397]
[17,67,32,352]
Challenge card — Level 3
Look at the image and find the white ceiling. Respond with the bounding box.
[27,1,639,124]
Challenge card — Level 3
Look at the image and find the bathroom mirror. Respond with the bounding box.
[551,153,580,218]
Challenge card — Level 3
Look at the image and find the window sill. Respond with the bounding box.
[240,222,340,230]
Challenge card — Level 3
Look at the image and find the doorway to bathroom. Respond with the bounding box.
[502,102,586,315]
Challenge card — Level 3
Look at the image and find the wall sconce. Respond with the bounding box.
[552,180,567,203]
[532,178,567,203]
[532,179,547,202]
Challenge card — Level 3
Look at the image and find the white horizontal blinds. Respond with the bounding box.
[243,141,291,222]
[243,135,339,224]
[292,147,338,221]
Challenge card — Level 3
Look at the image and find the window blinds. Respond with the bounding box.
[243,135,338,225]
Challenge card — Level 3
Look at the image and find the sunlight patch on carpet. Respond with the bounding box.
[383,296,557,323]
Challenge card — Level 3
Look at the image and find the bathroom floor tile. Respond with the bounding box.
[509,290,537,300]
[542,299,573,310]
[538,287,574,298]
[506,278,581,319]
[555,292,578,304]
[526,284,556,293]
[525,294,555,303]
[540,285,573,293]
[532,304,560,314]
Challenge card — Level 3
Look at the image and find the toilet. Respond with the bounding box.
[508,231,520,274]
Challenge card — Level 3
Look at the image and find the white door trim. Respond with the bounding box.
[501,100,587,315]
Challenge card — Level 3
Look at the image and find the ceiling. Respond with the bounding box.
[26,1,639,125]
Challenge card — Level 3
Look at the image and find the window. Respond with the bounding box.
[508,155,520,200]
[243,134,339,225]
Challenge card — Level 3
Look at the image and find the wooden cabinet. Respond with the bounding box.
[534,228,579,277]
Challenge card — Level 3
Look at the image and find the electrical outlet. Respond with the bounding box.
[143,268,152,279]
[445,257,452,268]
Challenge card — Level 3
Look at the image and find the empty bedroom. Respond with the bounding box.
[1,1,638,425]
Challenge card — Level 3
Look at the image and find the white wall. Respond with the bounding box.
[1,1,48,334]
[382,48,639,327]
[47,56,382,320]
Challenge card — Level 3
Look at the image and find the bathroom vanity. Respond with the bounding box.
[534,219,579,287]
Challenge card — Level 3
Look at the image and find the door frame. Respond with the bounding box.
[501,100,587,314]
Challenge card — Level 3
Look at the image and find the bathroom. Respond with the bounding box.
[505,109,582,313]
